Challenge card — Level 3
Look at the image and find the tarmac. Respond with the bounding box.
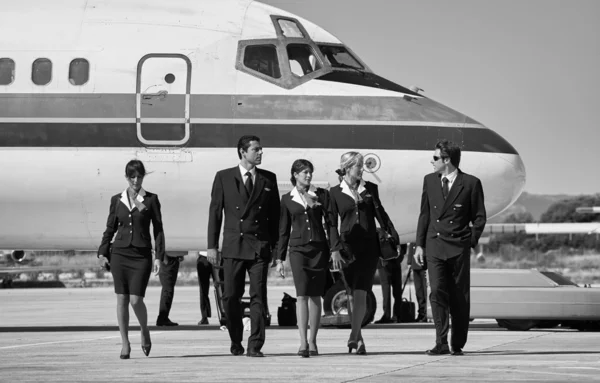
[1,285,599,382]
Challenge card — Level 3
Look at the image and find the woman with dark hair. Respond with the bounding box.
[328,152,399,355]
[97,160,165,359]
[276,159,330,357]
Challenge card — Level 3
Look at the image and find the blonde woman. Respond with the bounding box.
[328,152,399,355]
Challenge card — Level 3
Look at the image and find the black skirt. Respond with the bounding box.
[341,236,380,292]
[289,242,329,296]
[110,246,152,297]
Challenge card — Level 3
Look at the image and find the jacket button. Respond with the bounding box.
[259,206,262,209]
[255,234,258,236]
[436,233,440,236]
[306,220,309,222]
[236,206,239,210]
[255,220,258,223]
[307,228,310,230]
[436,219,440,222]
[240,219,243,222]
[450,221,453,224]
[129,215,131,217]
[434,206,437,209]
[240,233,243,236]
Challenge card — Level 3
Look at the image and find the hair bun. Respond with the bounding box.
[335,169,345,176]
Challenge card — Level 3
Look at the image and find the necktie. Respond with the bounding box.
[442,177,449,199]
[245,171,253,197]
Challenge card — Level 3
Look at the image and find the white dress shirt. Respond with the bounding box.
[441,169,458,191]
[239,164,256,185]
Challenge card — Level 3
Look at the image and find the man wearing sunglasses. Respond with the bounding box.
[414,139,486,356]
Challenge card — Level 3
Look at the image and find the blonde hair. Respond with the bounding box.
[336,151,363,176]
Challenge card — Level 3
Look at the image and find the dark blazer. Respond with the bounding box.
[207,166,280,260]
[328,181,399,253]
[416,170,486,259]
[277,188,329,261]
[98,189,166,261]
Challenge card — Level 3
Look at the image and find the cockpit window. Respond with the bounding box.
[318,45,364,70]
[278,19,305,38]
[287,44,321,77]
[243,45,281,79]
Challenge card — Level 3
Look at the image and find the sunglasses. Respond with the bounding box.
[433,156,446,162]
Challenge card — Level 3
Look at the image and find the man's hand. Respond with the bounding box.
[207,248,220,266]
[276,260,285,278]
[415,246,425,267]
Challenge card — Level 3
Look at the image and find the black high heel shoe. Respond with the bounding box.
[141,329,152,357]
[347,340,358,354]
[309,345,319,356]
[120,343,131,360]
[297,348,310,358]
[356,340,367,355]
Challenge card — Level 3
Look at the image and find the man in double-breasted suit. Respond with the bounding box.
[207,135,280,357]
[414,139,486,356]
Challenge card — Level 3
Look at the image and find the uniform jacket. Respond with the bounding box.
[276,187,329,261]
[207,166,280,260]
[328,180,399,253]
[416,170,486,259]
[98,188,166,261]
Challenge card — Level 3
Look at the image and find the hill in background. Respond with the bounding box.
[490,191,576,223]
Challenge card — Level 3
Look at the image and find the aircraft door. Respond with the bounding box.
[136,54,191,146]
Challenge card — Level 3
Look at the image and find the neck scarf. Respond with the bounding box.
[298,187,320,208]
[128,188,147,212]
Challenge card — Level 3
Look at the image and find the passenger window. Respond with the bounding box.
[69,58,89,85]
[0,58,15,85]
[243,45,281,79]
[278,19,304,38]
[287,44,321,77]
[32,58,52,85]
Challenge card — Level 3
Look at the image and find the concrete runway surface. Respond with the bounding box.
[1,286,599,382]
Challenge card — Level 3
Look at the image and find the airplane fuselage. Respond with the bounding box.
[0,0,526,251]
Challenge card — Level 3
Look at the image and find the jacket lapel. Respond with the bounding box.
[233,168,248,205]
[441,172,464,215]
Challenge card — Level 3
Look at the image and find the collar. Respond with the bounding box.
[239,164,256,178]
[120,188,146,211]
[290,185,317,208]
[340,178,366,201]
[441,169,458,184]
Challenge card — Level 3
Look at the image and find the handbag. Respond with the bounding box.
[368,185,399,261]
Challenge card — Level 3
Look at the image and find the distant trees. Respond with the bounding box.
[488,194,600,253]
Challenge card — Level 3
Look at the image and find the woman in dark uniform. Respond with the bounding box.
[97,160,165,359]
[328,152,399,355]
[276,159,330,358]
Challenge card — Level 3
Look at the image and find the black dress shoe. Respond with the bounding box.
[426,344,450,355]
[246,349,264,357]
[230,343,245,356]
[451,348,464,356]
[374,315,392,324]
[198,318,209,325]
[156,319,178,327]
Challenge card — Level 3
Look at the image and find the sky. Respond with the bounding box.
[261,0,600,195]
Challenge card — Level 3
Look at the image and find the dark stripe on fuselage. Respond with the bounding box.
[0,123,518,154]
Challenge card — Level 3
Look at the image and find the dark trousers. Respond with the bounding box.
[196,256,213,319]
[157,256,180,321]
[427,250,470,349]
[413,268,428,318]
[222,257,269,351]
[377,258,402,318]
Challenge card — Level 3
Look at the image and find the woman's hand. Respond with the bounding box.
[98,255,110,271]
[275,260,285,278]
[153,259,161,275]
[330,251,345,271]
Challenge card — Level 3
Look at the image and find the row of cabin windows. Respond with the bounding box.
[0,58,89,86]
